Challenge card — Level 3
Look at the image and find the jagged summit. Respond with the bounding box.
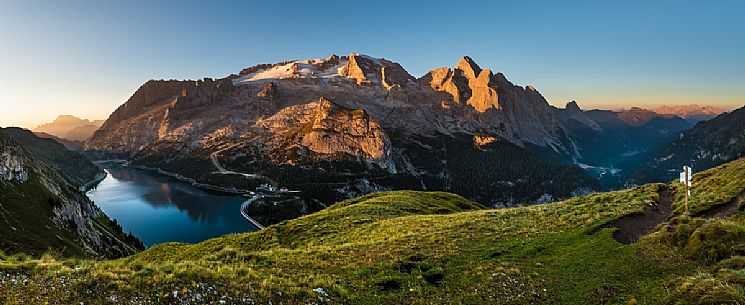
[455,56,482,79]
[565,101,582,112]
[231,52,417,90]
[88,52,579,157]
[83,52,608,205]
[555,100,601,132]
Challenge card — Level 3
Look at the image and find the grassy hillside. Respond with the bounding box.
[2,127,102,187]
[0,166,92,257]
[0,130,142,259]
[2,157,745,304]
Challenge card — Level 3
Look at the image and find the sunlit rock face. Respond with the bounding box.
[474,134,499,147]
[83,53,604,205]
[278,97,390,158]
[0,148,27,182]
[254,96,394,170]
[87,53,577,159]
[419,56,566,151]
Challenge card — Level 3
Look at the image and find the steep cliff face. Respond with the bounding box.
[308,98,389,160]
[84,53,598,205]
[420,56,565,152]
[0,129,142,258]
[88,53,573,157]
[0,135,28,182]
[339,53,417,90]
[302,99,389,160]
[244,96,395,173]
[86,80,193,153]
[4,128,102,187]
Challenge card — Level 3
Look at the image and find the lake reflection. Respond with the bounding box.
[87,163,256,246]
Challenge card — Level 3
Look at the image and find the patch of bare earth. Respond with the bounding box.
[593,188,673,244]
[694,191,745,219]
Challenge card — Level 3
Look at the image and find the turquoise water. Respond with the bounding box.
[87,164,256,247]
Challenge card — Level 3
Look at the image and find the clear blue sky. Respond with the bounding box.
[1,0,744,128]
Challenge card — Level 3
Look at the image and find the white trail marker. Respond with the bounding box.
[680,166,693,215]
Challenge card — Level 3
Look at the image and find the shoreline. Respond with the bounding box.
[79,172,108,192]
[90,159,275,231]
[240,195,266,230]
[131,164,268,231]
[91,159,253,195]
[128,164,254,195]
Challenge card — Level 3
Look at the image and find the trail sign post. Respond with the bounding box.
[679,166,692,215]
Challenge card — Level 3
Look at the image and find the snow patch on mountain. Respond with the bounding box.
[233,57,349,84]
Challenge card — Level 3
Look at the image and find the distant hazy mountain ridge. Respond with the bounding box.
[651,104,728,123]
[552,103,693,187]
[632,105,745,183]
[33,115,104,141]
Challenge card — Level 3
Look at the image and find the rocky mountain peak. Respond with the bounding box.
[565,101,582,112]
[420,67,471,103]
[421,56,493,109]
[477,69,494,83]
[88,53,594,175]
[317,54,341,71]
[103,80,192,127]
[339,53,415,90]
[339,53,378,86]
[556,101,601,131]
[259,96,392,167]
[456,56,482,80]
[414,55,569,148]
[467,68,500,112]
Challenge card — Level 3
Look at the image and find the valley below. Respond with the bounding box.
[87,162,259,246]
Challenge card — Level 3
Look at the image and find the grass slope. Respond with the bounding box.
[0,168,89,257]
[2,158,745,303]
[2,127,101,187]
[0,130,141,258]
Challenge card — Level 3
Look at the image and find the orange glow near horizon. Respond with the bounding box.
[2,94,740,130]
